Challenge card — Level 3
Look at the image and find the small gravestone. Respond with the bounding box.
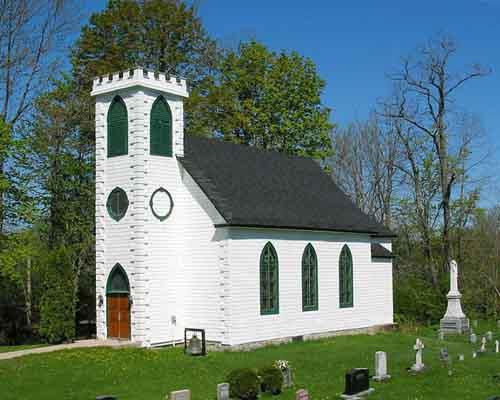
[495,340,499,353]
[410,338,425,373]
[169,389,191,400]
[470,333,477,344]
[458,354,465,361]
[283,368,293,388]
[217,383,229,400]
[439,348,452,375]
[341,369,374,399]
[472,351,477,359]
[373,351,390,381]
[296,389,309,400]
[480,337,487,353]
[439,348,450,363]
[487,331,494,341]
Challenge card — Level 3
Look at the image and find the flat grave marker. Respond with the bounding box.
[169,389,191,400]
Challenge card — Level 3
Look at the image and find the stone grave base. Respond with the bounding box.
[372,374,391,382]
[340,388,375,399]
[440,317,470,334]
[408,365,426,374]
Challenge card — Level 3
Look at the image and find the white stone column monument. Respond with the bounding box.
[440,260,470,334]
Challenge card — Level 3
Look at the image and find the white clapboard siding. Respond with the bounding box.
[225,229,394,346]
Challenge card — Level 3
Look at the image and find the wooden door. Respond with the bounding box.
[107,294,130,340]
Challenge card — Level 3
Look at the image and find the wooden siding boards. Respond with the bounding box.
[225,228,393,346]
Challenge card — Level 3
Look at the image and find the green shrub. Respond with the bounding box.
[258,365,283,395]
[39,249,76,344]
[227,368,260,400]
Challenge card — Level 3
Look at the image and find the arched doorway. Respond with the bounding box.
[106,264,131,340]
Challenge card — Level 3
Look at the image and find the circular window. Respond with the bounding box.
[107,187,129,221]
[150,187,173,221]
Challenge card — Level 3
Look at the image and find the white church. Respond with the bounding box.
[92,67,395,348]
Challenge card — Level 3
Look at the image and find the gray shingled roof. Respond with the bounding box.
[371,243,394,258]
[179,135,394,236]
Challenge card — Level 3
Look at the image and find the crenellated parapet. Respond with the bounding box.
[91,67,188,98]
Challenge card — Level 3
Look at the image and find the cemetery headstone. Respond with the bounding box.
[410,338,425,372]
[487,331,494,341]
[373,351,390,381]
[341,369,374,399]
[458,354,465,361]
[439,348,450,363]
[296,389,309,400]
[495,340,499,353]
[472,351,477,358]
[217,383,230,400]
[283,368,293,388]
[470,333,477,344]
[481,337,487,353]
[169,389,191,400]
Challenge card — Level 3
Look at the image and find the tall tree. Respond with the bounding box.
[198,41,333,160]
[383,36,489,270]
[71,0,218,136]
[18,76,94,341]
[330,115,398,225]
[0,0,76,232]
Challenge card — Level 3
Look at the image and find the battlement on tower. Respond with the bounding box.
[91,67,189,98]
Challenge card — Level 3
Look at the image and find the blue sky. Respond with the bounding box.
[83,0,500,202]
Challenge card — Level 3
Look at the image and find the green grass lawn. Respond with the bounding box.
[0,323,499,400]
[0,343,47,353]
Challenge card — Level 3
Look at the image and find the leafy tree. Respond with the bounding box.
[0,0,77,232]
[198,41,333,160]
[19,76,95,342]
[71,0,218,136]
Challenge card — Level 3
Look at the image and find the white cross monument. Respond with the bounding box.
[411,338,425,372]
[439,260,470,334]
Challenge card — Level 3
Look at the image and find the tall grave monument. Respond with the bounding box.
[440,260,469,334]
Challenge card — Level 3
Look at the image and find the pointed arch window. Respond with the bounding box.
[107,96,128,157]
[339,245,353,308]
[106,264,130,294]
[260,242,279,315]
[150,96,172,157]
[302,244,318,311]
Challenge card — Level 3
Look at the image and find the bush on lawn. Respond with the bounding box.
[227,368,260,400]
[39,249,76,344]
[258,365,283,395]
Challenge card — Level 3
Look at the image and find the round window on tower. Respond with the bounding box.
[106,187,129,221]
[150,187,174,221]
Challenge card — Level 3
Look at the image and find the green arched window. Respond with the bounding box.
[260,242,279,315]
[107,96,128,157]
[150,96,172,156]
[106,264,130,294]
[302,243,318,311]
[339,245,353,308]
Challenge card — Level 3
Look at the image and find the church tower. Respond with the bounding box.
[91,68,188,345]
